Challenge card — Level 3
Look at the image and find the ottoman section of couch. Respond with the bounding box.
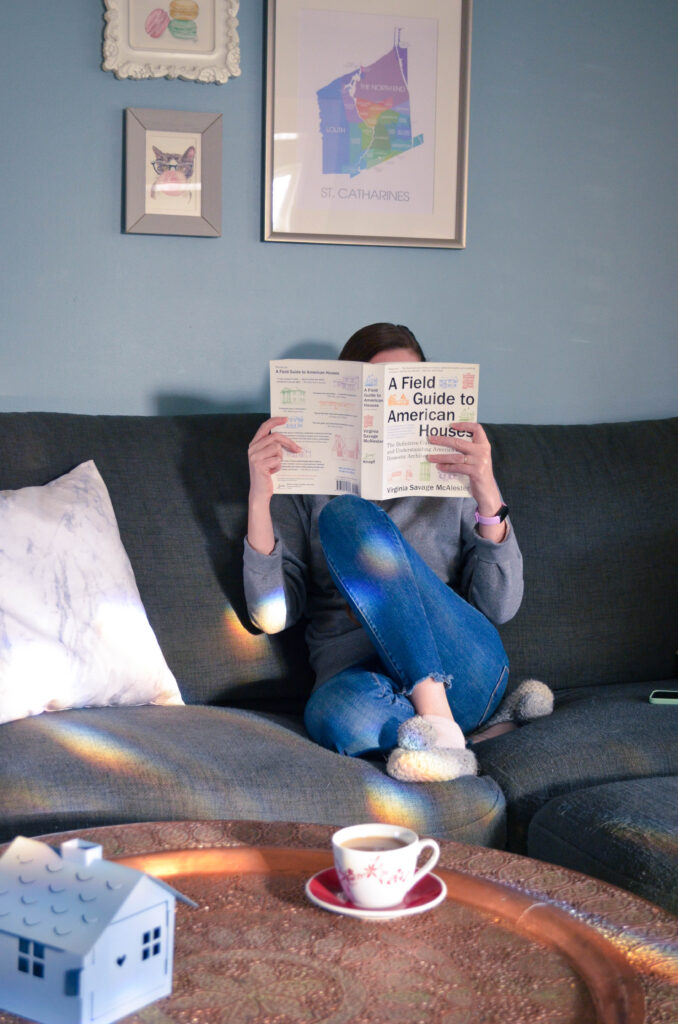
[527,775,678,915]
[474,682,678,853]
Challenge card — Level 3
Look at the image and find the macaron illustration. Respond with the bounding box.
[168,18,198,41]
[169,0,199,17]
[144,8,170,38]
[144,1,199,42]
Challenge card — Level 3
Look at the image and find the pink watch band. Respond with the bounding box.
[475,504,509,525]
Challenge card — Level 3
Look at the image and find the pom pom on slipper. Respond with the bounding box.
[484,678,554,727]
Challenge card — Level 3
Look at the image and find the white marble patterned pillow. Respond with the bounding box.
[0,461,183,725]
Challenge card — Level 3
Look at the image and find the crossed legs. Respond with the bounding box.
[303,496,509,780]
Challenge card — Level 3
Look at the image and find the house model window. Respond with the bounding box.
[142,927,162,960]
[18,939,46,978]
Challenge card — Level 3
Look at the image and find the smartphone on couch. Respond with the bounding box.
[649,689,678,705]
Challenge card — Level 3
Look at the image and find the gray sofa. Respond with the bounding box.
[1,412,677,913]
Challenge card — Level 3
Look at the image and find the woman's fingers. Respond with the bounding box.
[249,416,290,446]
[248,418,302,499]
[250,432,302,459]
[427,425,490,475]
[426,422,487,456]
[249,417,302,457]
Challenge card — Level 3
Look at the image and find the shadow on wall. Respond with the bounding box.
[155,339,339,416]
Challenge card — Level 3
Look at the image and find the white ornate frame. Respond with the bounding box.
[103,0,240,83]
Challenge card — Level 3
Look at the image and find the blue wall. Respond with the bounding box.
[1,1,676,422]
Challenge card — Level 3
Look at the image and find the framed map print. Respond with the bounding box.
[264,0,472,248]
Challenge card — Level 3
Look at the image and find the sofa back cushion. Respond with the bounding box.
[486,417,678,690]
[1,412,676,707]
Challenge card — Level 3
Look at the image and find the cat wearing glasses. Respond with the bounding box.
[150,146,195,201]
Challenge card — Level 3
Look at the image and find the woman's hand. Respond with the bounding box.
[248,416,301,502]
[247,417,301,554]
[426,423,508,541]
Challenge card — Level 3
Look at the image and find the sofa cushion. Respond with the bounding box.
[0,706,506,848]
[475,682,678,852]
[0,461,182,725]
[485,417,678,691]
[527,776,678,915]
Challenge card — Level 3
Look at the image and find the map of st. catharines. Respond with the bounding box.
[316,30,423,178]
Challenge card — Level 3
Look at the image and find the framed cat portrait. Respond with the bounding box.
[103,0,240,84]
[125,108,222,236]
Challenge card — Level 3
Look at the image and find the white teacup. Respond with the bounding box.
[332,823,440,909]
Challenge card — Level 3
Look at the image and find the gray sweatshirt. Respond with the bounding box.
[243,494,524,690]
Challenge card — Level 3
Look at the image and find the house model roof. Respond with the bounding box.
[0,836,194,956]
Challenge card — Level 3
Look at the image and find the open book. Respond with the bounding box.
[270,360,478,499]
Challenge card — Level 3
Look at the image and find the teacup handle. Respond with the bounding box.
[411,838,440,887]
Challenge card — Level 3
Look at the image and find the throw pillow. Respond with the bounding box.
[0,460,183,725]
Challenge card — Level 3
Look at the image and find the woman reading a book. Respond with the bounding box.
[243,323,537,782]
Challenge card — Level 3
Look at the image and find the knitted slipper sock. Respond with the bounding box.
[397,714,467,752]
[483,678,554,728]
[386,715,476,782]
[387,745,478,783]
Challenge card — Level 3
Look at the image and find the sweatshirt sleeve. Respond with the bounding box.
[458,504,524,625]
[242,495,310,634]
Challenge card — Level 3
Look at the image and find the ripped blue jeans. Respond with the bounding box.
[303,495,508,756]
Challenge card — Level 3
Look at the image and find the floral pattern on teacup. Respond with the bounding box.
[337,861,409,887]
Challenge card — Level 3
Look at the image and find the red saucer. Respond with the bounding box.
[305,868,446,920]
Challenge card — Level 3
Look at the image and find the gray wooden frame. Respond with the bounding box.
[125,108,222,237]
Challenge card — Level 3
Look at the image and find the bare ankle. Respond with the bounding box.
[411,677,454,720]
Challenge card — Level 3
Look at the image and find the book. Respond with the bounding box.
[270,359,479,499]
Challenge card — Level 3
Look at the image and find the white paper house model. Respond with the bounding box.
[0,835,196,1024]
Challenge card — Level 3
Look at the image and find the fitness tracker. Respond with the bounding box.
[475,504,509,526]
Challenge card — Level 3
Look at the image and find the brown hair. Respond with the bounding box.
[339,323,426,362]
